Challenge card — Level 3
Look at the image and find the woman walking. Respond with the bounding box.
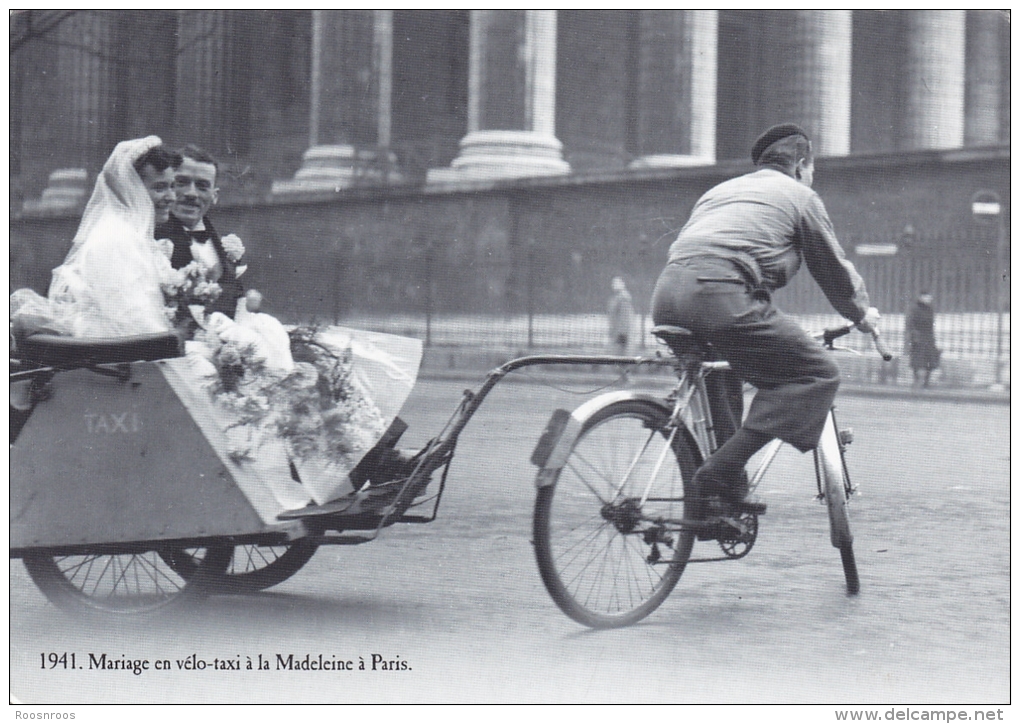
[905,291,940,389]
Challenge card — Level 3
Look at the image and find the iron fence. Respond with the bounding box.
[279,226,1009,389]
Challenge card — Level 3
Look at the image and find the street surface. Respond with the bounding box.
[9,376,1010,704]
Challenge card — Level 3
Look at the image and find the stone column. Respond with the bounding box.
[629,10,717,168]
[430,10,569,183]
[760,10,852,157]
[175,11,231,154]
[900,10,965,150]
[23,11,115,214]
[964,10,1005,146]
[60,12,117,163]
[272,10,397,196]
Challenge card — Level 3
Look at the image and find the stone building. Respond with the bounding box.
[10,10,1010,212]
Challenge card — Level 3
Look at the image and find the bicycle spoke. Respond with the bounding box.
[136,553,184,596]
[554,509,619,558]
[579,529,617,611]
[611,426,661,499]
[557,521,615,590]
[58,553,186,604]
[639,427,678,506]
[564,451,616,502]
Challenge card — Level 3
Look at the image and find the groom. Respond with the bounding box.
[156,144,244,319]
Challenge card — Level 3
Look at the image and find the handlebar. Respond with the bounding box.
[821,325,893,362]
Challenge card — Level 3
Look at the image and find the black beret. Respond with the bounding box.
[751,123,809,164]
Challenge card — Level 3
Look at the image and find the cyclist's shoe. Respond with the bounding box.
[690,499,727,541]
[688,466,766,520]
[721,487,767,515]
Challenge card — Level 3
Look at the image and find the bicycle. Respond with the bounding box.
[530,323,892,629]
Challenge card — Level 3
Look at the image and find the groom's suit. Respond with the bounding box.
[156,213,244,319]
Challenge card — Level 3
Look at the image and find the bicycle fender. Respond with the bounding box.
[533,391,670,488]
[817,413,853,548]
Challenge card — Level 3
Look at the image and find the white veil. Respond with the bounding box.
[11,136,174,339]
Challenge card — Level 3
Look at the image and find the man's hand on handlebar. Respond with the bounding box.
[855,307,881,335]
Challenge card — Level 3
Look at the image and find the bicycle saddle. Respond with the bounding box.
[651,325,709,357]
[16,331,184,367]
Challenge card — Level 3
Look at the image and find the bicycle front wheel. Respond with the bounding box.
[533,399,698,628]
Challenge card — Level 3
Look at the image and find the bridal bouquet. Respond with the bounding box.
[194,321,386,475]
[160,260,222,327]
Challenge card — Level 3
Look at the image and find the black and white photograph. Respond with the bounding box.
[9,9,1010,712]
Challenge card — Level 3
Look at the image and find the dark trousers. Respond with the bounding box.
[651,259,841,453]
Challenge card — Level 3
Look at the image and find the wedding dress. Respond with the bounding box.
[10,136,173,339]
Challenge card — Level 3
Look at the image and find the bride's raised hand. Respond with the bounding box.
[102,136,164,205]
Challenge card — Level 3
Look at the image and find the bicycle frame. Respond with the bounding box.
[665,356,786,498]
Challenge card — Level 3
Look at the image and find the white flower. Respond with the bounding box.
[221,234,245,263]
[159,264,185,292]
[193,280,223,302]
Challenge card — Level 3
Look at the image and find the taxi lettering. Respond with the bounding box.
[85,412,141,433]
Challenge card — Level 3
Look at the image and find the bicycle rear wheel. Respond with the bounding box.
[533,398,698,628]
[816,411,860,594]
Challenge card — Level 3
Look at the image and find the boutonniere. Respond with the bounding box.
[221,233,245,263]
[220,233,247,277]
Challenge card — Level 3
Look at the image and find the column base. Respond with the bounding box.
[22,169,88,216]
[628,154,714,170]
[427,130,571,184]
[271,145,402,198]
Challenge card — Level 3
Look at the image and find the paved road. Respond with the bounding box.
[9,377,1010,704]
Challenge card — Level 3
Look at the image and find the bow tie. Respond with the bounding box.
[190,230,212,244]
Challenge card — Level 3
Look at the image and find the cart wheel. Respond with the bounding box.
[160,541,320,593]
[23,545,232,617]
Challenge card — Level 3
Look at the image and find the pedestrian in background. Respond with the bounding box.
[607,276,636,356]
[906,290,940,389]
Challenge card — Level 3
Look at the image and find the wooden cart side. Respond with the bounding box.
[10,361,299,551]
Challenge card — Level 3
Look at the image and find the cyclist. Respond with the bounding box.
[650,123,880,521]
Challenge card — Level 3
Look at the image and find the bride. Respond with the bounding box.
[11,136,422,520]
[11,136,175,339]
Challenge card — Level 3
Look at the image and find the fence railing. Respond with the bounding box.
[275,225,1009,389]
